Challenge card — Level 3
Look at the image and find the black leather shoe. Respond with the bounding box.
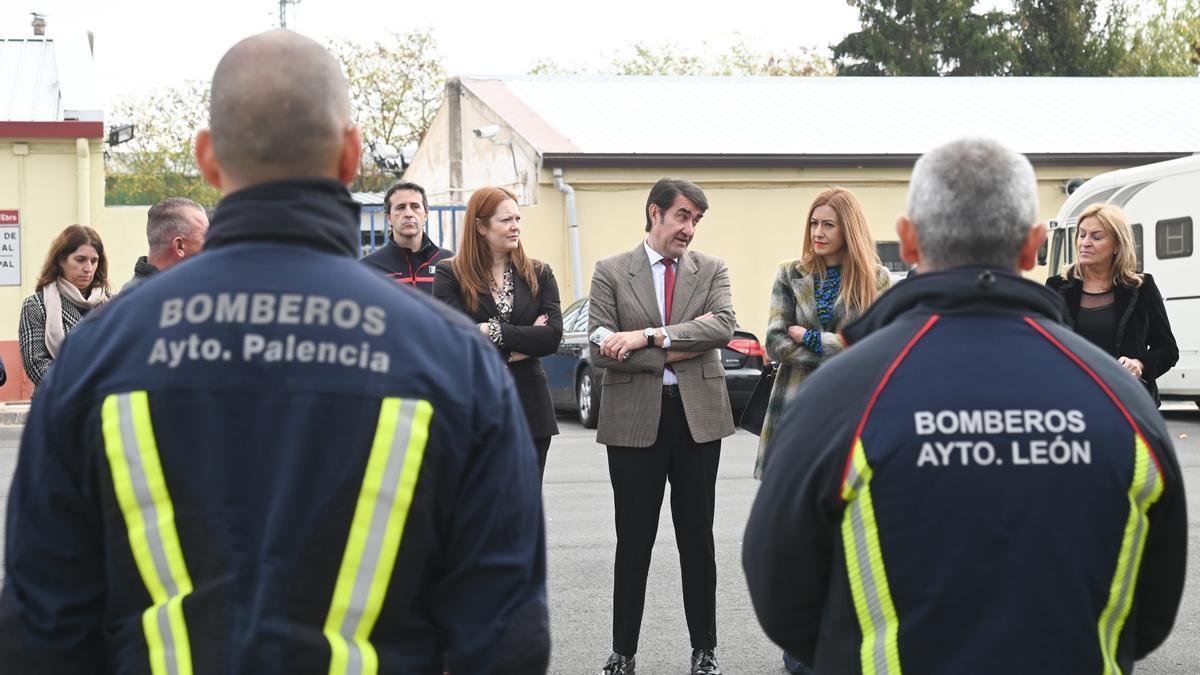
[600,652,635,675]
[691,648,721,675]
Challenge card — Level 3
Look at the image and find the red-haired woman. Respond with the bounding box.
[756,187,890,674]
[756,187,892,478]
[19,224,113,386]
[433,187,562,479]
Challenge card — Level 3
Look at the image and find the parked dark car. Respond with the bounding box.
[543,298,765,428]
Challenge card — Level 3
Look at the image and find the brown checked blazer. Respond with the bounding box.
[588,243,737,448]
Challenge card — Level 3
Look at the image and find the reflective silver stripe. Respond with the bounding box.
[849,498,891,675]
[841,440,901,675]
[1103,452,1160,654]
[844,460,862,497]
[336,398,419,675]
[116,393,183,675]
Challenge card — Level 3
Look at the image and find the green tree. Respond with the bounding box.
[1118,0,1200,75]
[105,80,221,207]
[327,28,446,192]
[530,39,833,77]
[610,43,709,76]
[1011,0,1132,75]
[833,0,1016,75]
[714,43,833,76]
[104,29,446,204]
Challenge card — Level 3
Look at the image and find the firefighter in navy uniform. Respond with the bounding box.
[0,31,549,675]
[744,138,1187,675]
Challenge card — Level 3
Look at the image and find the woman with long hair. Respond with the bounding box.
[1046,203,1177,403]
[19,224,113,386]
[433,186,562,479]
[756,187,891,477]
[755,187,890,673]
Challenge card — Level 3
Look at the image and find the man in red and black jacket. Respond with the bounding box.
[360,181,453,293]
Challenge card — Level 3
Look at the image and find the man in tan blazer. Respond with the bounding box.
[589,178,736,675]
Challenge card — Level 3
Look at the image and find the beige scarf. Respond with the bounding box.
[43,278,109,358]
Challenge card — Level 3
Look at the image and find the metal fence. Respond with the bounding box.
[359,205,465,254]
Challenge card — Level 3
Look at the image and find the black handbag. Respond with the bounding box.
[739,362,778,436]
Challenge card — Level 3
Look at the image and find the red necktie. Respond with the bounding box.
[661,258,675,324]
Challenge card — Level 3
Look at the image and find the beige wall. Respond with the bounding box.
[1,138,101,337]
[0,133,1121,397]
[0,137,148,398]
[404,86,541,206]
[96,205,153,289]
[517,163,1121,341]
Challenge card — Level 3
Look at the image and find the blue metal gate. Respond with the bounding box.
[360,205,465,254]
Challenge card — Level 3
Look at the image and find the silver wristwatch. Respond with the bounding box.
[644,327,657,347]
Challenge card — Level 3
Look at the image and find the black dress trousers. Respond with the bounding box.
[606,389,721,656]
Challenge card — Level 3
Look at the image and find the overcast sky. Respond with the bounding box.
[3,0,860,107]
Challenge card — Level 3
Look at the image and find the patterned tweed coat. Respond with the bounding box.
[19,287,107,386]
[753,260,891,478]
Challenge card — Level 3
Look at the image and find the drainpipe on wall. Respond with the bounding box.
[447,78,464,204]
[13,143,29,295]
[552,167,584,303]
[76,138,90,226]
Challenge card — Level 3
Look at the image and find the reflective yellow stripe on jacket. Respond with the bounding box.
[841,438,902,675]
[102,392,194,675]
[324,397,433,675]
[1098,435,1164,674]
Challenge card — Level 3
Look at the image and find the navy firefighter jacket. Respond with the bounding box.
[0,179,550,675]
[744,268,1187,675]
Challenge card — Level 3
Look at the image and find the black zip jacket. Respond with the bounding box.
[0,179,549,675]
[744,267,1187,675]
[121,256,160,294]
[360,234,453,294]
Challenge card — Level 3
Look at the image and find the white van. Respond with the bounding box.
[1044,154,1199,405]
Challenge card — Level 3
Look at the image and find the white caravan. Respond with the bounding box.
[1045,154,1200,405]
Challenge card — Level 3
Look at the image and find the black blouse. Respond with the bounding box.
[1075,303,1118,357]
[1046,273,1179,403]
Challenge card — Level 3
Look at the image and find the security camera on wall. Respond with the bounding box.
[473,124,500,139]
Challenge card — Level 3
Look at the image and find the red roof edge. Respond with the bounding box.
[0,121,105,140]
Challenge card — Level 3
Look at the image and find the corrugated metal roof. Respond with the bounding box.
[0,38,62,121]
[462,76,1200,158]
[351,191,385,206]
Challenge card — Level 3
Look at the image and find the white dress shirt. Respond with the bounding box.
[643,240,678,385]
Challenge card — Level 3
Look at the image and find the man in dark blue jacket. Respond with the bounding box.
[0,30,549,675]
[744,137,1187,675]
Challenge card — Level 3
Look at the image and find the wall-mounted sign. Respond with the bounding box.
[0,210,21,286]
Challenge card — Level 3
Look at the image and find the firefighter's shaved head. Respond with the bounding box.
[196,30,360,191]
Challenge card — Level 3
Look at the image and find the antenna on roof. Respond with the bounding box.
[277,0,301,29]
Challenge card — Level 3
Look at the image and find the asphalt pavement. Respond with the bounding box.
[542,409,1200,674]
[1,408,1197,673]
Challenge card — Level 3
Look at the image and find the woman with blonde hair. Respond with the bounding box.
[755,187,891,479]
[433,186,562,479]
[755,187,889,673]
[1046,203,1177,403]
[19,224,113,386]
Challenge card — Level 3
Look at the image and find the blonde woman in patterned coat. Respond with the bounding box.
[19,225,113,386]
[754,188,891,480]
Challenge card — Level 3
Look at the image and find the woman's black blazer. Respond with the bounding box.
[432,261,563,439]
[1046,273,1179,403]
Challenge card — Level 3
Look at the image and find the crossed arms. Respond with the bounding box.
[588,256,735,373]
